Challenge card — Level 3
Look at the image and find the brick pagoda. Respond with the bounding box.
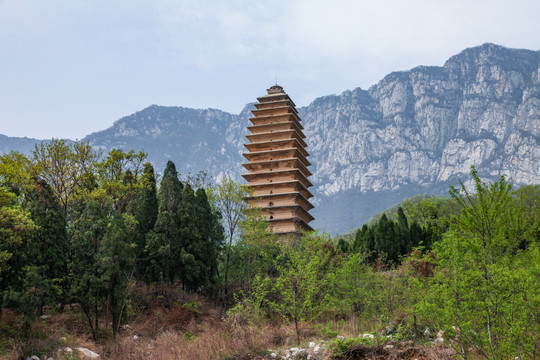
[242,85,314,234]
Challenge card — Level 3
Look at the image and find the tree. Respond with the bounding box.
[397,206,411,254]
[26,179,69,314]
[194,187,224,287]
[70,201,108,340]
[145,210,178,283]
[418,167,540,359]
[0,151,34,199]
[32,139,100,220]
[208,177,249,297]
[158,160,183,214]
[513,184,540,246]
[99,212,135,337]
[92,149,147,213]
[353,224,374,258]
[233,206,278,291]
[268,233,335,344]
[0,186,34,284]
[178,183,207,291]
[144,160,184,283]
[128,163,158,277]
[208,176,249,245]
[374,214,399,264]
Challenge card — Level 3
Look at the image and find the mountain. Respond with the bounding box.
[1,43,539,234]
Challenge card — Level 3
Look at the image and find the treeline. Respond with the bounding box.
[0,140,223,339]
[342,196,460,265]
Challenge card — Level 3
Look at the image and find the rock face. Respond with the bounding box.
[302,43,540,197]
[1,43,539,234]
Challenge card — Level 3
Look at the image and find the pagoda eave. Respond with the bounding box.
[242,158,312,177]
[244,139,309,157]
[248,180,314,199]
[245,132,308,148]
[242,148,311,166]
[241,169,313,188]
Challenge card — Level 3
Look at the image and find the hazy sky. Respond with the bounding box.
[1,0,539,140]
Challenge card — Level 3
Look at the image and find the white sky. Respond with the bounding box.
[1,0,539,140]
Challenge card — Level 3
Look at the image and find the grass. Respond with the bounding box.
[0,284,458,360]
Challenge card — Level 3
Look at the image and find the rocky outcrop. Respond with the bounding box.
[302,43,540,199]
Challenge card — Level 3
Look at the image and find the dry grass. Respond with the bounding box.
[0,284,460,360]
[106,321,288,360]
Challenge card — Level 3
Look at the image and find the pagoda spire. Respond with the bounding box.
[242,85,314,234]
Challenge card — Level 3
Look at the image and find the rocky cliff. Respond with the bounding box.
[2,43,539,234]
[303,43,539,196]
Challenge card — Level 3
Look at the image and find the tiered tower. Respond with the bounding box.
[242,85,314,234]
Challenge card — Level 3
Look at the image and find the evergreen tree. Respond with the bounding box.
[70,201,108,340]
[177,184,204,291]
[129,163,158,277]
[194,187,224,286]
[145,160,184,284]
[145,211,177,283]
[26,179,69,314]
[353,224,375,261]
[337,238,351,253]
[374,213,399,264]
[158,160,183,214]
[99,212,135,337]
[409,221,423,249]
[397,206,411,254]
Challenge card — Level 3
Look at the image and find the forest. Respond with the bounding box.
[0,139,539,360]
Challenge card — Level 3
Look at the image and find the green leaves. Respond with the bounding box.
[0,186,34,280]
[418,166,540,359]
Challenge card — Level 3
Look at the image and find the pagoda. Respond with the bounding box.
[242,85,314,234]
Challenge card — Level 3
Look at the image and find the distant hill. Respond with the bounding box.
[2,43,539,234]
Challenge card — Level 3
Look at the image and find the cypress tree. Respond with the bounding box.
[130,163,158,278]
[158,160,183,214]
[71,201,108,340]
[99,211,135,337]
[177,184,203,291]
[374,213,399,264]
[354,224,375,261]
[145,160,184,284]
[145,211,177,283]
[397,206,411,255]
[409,221,423,249]
[194,187,224,285]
